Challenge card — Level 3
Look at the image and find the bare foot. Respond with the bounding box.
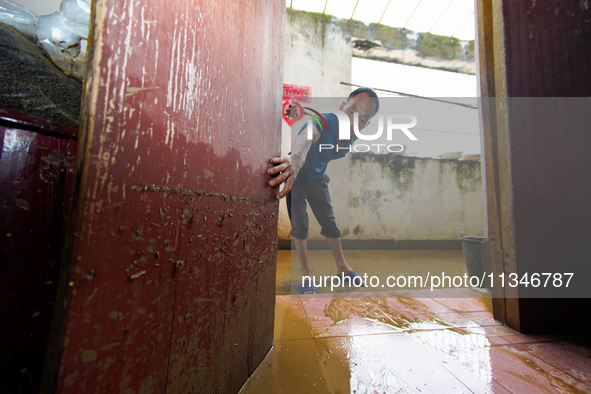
[336,264,355,276]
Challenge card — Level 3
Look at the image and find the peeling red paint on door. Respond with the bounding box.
[46,0,284,392]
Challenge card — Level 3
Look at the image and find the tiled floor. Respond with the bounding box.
[240,250,591,393]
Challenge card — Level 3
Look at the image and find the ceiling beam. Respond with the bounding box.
[351,0,360,19]
[404,0,424,29]
[378,0,392,24]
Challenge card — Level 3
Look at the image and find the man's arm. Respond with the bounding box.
[267,125,321,199]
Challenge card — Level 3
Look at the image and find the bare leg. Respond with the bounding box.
[325,237,354,275]
[293,238,312,276]
[293,238,316,294]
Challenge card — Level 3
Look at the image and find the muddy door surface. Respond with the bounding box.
[44,0,284,392]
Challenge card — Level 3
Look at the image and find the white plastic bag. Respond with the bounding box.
[60,0,90,38]
[36,12,80,50]
[0,0,38,39]
[35,0,90,78]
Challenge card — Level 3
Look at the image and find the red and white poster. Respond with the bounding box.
[282,84,311,126]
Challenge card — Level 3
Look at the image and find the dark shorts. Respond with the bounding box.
[286,175,341,240]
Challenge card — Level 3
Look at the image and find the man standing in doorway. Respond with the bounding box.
[267,88,380,294]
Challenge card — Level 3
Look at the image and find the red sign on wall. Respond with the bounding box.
[282,84,310,126]
[283,84,311,102]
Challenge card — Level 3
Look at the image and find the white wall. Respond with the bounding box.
[326,155,485,240]
[279,152,484,240]
[281,10,352,156]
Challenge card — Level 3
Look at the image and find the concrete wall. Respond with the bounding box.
[332,155,484,240]
[281,9,352,155]
[283,11,352,99]
[279,154,485,241]
[285,9,476,75]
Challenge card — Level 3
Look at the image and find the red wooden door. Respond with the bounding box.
[44,0,284,392]
[0,112,77,394]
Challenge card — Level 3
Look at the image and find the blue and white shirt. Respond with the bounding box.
[297,113,357,179]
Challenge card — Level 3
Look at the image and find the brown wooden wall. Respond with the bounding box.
[44,0,285,392]
[477,0,591,332]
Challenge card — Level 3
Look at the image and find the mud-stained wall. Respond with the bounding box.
[281,9,352,152]
[279,155,485,240]
[286,9,476,75]
[44,0,284,392]
[283,10,353,98]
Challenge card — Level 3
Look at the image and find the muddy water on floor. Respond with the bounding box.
[323,297,451,331]
[241,295,497,393]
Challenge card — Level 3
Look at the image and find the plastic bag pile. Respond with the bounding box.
[0,0,90,79]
